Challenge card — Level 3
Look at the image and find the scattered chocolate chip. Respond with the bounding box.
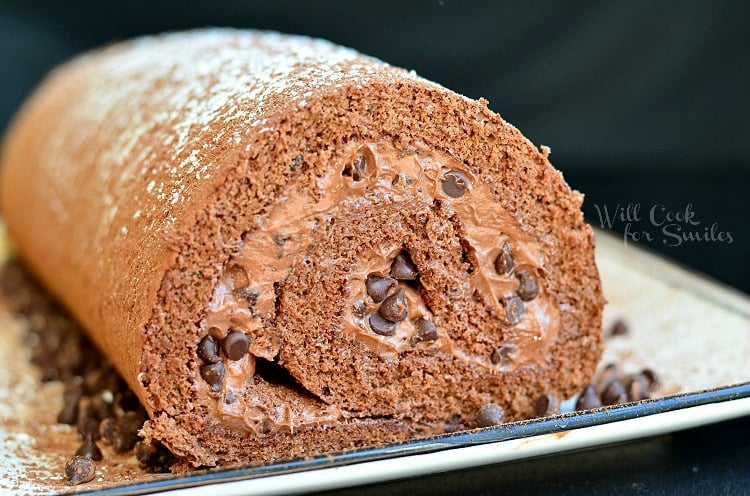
[77,400,102,440]
[575,384,602,410]
[234,287,259,307]
[390,251,418,280]
[75,435,103,461]
[197,335,222,364]
[475,403,505,427]
[414,318,438,342]
[640,368,659,389]
[626,373,651,401]
[352,300,367,319]
[494,242,514,275]
[257,418,273,435]
[57,381,82,425]
[200,362,225,392]
[365,275,397,303]
[535,393,561,416]
[135,440,175,473]
[441,169,470,198]
[601,379,628,405]
[504,296,525,325]
[610,319,629,336]
[490,344,516,367]
[222,330,250,360]
[595,363,619,396]
[369,313,398,336]
[106,412,144,454]
[515,270,539,301]
[379,288,408,322]
[65,455,96,486]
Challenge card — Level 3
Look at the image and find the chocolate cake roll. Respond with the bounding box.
[0,29,604,467]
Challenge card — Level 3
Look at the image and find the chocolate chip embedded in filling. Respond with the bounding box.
[515,269,539,301]
[490,343,516,367]
[504,296,525,325]
[234,287,259,307]
[475,403,505,428]
[368,313,398,336]
[413,318,438,342]
[440,169,470,198]
[390,251,418,280]
[344,146,375,181]
[200,362,226,392]
[222,330,250,360]
[365,275,397,303]
[379,287,408,322]
[494,241,514,275]
[197,334,222,364]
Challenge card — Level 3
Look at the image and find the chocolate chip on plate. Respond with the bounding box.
[610,319,629,336]
[515,269,539,301]
[575,384,602,410]
[626,373,652,401]
[75,434,103,461]
[490,344,516,367]
[369,313,398,336]
[414,318,438,342]
[601,379,628,405]
[200,362,226,392]
[504,296,525,325]
[595,363,619,395]
[365,275,397,303]
[107,412,144,454]
[379,288,408,322]
[475,403,505,427]
[441,169,470,198]
[65,455,96,486]
[535,393,561,417]
[222,330,250,360]
[390,251,418,280]
[197,334,221,364]
[494,242,514,275]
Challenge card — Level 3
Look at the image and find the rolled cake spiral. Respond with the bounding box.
[0,29,603,467]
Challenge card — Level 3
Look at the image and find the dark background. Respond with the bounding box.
[1,1,748,494]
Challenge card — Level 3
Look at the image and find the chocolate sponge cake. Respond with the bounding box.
[0,29,604,467]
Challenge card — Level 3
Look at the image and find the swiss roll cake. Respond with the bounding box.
[0,29,604,467]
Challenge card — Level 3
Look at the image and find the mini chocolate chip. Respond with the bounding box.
[257,419,273,435]
[200,362,225,392]
[222,330,250,360]
[369,313,398,336]
[575,384,602,410]
[490,344,516,367]
[441,169,470,198]
[475,403,505,427]
[535,393,561,417]
[365,275,398,303]
[414,318,438,342]
[234,287,259,307]
[65,455,96,486]
[516,270,539,301]
[107,412,144,454]
[352,300,367,319]
[640,368,658,389]
[595,363,619,396]
[390,251,418,280]
[379,288,408,322]
[610,319,629,336]
[290,155,304,171]
[504,296,525,325]
[135,440,175,472]
[601,379,628,405]
[75,435,103,461]
[494,242,514,275]
[197,335,221,364]
[626,374,651,401]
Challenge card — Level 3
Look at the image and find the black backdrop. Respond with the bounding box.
[1,2,749,494]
